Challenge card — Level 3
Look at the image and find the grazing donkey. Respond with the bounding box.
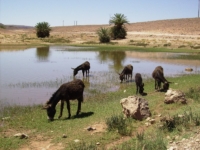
[152,66,170,91]
[118,64,133,83]
[135,73,144,95]
[72,61,90,77]
[43,79,85,121]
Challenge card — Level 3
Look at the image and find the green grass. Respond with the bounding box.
[1,74,200,149]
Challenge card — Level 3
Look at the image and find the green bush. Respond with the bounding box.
[35,22,51,38]
[110,26,127,39]
[96,27,110,43]
[186,87,200,102]
[109,13,129,39]
[106,114,133,136]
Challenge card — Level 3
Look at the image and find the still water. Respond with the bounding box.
[0,46,200,106]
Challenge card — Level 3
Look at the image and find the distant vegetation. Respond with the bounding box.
[0,23,5,29]
[96,27,110,43]
[109,13,129,39]
[97,13,129,43]
[35,22,51,38]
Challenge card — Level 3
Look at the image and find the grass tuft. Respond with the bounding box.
[106,114,133,136]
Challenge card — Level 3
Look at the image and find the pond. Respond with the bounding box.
[0,46,200,106]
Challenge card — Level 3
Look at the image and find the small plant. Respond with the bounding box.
[136,131,144,141]
[69,141,98,150]
[160,109,200,132]
[186,87,200,102]
[163,43,171,47]
[117,131,166,150]
[0,24,5,29]
[96,27,110,43]
[106,114,133,136]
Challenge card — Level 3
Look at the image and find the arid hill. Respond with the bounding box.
[0,18,200,48]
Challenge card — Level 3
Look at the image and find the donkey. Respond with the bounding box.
[118,64,133,83]
[152,66,170,91]
[43,79,85,121]
[71,61,90,77]
[135,73,144,95]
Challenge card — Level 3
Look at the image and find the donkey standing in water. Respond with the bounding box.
[43,79,85,121]
[71,61,90,77]
[118,64,133,83]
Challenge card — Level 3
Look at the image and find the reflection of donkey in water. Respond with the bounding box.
[118,64,133,83]
[43,79,85,121]
[71,61,90,77]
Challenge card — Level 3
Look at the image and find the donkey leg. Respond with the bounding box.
[58,100,64,118]
[66,100,71,119]
[76,97,83,116]
[82,70,85,77]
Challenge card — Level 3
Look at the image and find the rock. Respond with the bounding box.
[185,68,193,72]
[164,88,187,104]
[14,133,28,139]
[62,134,67,138]
[74,139,80,143]
[86,126,96,131]
[120,96,151,120]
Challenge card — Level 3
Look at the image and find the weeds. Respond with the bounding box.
[160,109,200,132]
[185,87,200,102]
[106,114,133,136]
[69,141,98,150]
[117,131,167,150]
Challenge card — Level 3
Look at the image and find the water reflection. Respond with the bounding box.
[97,51,126,71]
[36,46,50,61]
[0,46,200,106]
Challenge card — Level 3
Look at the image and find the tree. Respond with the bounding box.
[35,22,51,38]
[109,13,129,39]
[96,27,110,43]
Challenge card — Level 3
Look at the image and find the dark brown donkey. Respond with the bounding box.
[71,61,90,77]
[152,66,171,91]
[135,73,144,95]
[43,79,85,121]
[118,64,133,83]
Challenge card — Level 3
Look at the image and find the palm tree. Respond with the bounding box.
[35,22,51,38]
[96,27,110,43]
[109,13,129,39]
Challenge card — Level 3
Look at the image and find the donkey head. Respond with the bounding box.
[43,101,56,121]
[71,68,78,76]
[119,73,125,82]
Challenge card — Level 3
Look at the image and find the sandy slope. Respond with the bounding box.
[0,18,200,48]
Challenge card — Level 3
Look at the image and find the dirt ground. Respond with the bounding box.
[1,18,200,49]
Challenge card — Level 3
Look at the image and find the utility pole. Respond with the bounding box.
[199,0,200,18]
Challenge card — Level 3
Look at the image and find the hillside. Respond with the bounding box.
[0,18,200,48]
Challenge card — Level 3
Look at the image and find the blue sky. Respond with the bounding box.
[0,0,199,27]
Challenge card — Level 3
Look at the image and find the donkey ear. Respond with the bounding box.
[71,68,75,70]
[42,104,51,109]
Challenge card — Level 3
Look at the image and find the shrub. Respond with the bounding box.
[35,22,51,38]
[106,114,133,136]
[109,13,129,39]
[110,26,127,39]
[96,27,110,43]
[186,87,200,102]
